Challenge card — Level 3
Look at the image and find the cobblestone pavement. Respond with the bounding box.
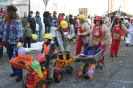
[0,41,133,88]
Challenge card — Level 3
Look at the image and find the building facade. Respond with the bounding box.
[0,0,67,18]
[109,0,133,15]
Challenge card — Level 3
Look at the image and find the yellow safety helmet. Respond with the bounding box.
[78,14,85,20]
[43,33,53,39]
[60,20,68,28]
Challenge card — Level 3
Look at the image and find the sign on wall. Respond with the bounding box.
[43,0,49,7]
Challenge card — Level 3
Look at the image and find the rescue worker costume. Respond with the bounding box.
[110,16,129,57]
[82,16,112,68]
[41,33,57,84]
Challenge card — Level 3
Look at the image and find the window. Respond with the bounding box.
[52,3,57,13]
[79,8,88,17]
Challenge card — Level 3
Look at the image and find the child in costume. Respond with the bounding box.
[41,33,57,84]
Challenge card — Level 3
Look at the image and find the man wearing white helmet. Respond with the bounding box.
[125,18,133,47]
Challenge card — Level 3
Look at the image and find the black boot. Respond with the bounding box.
[125,43,129,47]
[96,63,100,68]
[99,64,105,69]
[47,78,53,84]
[10,73,17,77]
[65,51,70,60]
[115,54,118,57]
[16,77,22,82]
[110,54,113,58]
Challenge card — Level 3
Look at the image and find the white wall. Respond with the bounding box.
[30,0,45,18]
[65,0,108,16]
[46,0,66,14]
[126,0,133,15]
[15,5,29,18]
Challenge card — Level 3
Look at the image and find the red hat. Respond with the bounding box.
[95,16,102,21]
[115,15,120,19]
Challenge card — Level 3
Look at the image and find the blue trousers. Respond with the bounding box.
[45,26,51,34]
[7,42,22,78]
[31,29,36,43]
[35,30,42,41]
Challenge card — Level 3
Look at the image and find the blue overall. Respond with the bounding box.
[6,26,22,78]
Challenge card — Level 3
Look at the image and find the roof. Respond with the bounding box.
[108,10,133,17]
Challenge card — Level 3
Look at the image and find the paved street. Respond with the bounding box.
[0,40,133,88]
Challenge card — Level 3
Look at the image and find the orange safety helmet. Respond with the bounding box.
[95,16,102,21]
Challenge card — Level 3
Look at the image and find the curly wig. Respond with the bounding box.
[3,5,20,23]
[94,20,103,25]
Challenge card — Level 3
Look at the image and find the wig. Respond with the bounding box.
[94,20,103,25]
[3,5,20,23]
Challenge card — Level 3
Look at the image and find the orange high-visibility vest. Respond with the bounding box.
[43,44,57,55]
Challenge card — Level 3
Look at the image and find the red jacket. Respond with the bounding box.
[58,16,64,25]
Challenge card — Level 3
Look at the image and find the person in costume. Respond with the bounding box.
[41,33,57,84]
[55,20,75,59]
[74,14,91,62]
[82,16,112,69]
[2,5,23,82]
[110,16,129,57]
[125,18,133,47]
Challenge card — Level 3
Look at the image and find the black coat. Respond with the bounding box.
[69,17,74,25]
[43,17,51,27]
[28,17,36,30]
